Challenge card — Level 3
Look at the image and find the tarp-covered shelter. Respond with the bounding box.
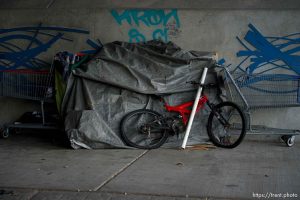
[62,41,218,149]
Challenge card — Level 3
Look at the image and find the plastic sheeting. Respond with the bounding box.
[62,40,218,149]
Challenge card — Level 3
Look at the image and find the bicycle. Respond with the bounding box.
[120,68,246,149]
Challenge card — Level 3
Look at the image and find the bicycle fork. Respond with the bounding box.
[206,102,229,127]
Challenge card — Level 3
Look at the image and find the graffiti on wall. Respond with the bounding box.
[233,23,300,77]
[111,9,181,43]
[220,23,300,80]
[0,24,101,70]
[220,23,300,103]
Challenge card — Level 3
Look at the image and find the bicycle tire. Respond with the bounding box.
[207,101,246,148]
[120,109,169,149]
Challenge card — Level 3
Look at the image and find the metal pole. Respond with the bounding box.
[181,67,208,149]
[223,67,252,131]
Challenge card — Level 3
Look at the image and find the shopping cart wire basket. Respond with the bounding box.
[0,69,53,101]
[220,67,300,146]
[0,63,60,138]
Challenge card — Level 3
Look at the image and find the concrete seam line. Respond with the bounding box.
[93,150,149,191]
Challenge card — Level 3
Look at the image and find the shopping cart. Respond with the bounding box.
[220,66,300,146]
[0,63,60,138]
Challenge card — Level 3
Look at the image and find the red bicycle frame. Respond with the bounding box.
[164,95,209,125]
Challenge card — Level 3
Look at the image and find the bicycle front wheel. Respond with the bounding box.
[120,109,168,149]
[207,102,246,148]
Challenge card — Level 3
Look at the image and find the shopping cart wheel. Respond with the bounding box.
[1,127,9,139]
[281,135,295,147]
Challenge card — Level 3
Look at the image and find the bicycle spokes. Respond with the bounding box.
[121,109,169,149]
[214,110,239,142]
[207,102,246,148]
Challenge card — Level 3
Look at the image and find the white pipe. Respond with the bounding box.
[181,67,208,149]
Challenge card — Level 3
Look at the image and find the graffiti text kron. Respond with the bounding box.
[111,9,180,27]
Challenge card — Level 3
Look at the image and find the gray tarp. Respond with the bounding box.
[62,41,218,149]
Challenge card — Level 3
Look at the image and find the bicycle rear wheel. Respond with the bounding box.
[120,109,168,149]
[207,102,246,148]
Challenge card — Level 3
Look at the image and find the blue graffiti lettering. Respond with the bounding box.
[128,29,146,43]
[163,9,180,27]
[0,25,99,70]
[221,24,300,102]
[130,10,151,27]
[147,10,164,26]
[111,10,133,26]
[111,9,180,28]
[80,39,103,54]
[152,28,168,42]
[235,23,300,75]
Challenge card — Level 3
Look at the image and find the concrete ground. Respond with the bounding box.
[0,132,299,200]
